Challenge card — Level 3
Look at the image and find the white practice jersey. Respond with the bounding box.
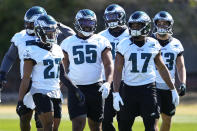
[117,37,161,86]
[99,28,130,80]
[156,37,184,89]
[11,30,37,78]
[23,44,64,91]
[61,34,112,85]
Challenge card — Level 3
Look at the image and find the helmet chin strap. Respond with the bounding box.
[107,22,119,28]
[80,30,94,37]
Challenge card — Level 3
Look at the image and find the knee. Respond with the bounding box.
[72,118,86,131]
[20,113,32,124]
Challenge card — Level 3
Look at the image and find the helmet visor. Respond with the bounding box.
[104,13,119,22]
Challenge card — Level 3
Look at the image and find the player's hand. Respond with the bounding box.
[113,92,124,111]
[179,83,186,96]
[75,87,85,106]
[16,101,27,117]
[99,82,111,99]
[171,89,179,107]
[0,71,7,91]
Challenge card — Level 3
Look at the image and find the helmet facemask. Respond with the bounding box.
[154,19,173,35]
[35,26,57,45]
[75,18,96,37]
[104,12,125,29]
[128,11,151,37]
[153,11,174,35]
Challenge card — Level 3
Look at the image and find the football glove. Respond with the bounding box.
[179,83,186,96]
[99,82,111,99]
[113,92,124,111]
[171,89,179,107]
[0,71,7,91]
[16,101,27,117]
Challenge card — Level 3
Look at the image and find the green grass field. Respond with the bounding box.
[0,104,197,131]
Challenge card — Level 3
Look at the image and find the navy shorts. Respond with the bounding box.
[68,82,104,122]
[118,82,160,121]
[156,88,176,116]
[33,93,62,118]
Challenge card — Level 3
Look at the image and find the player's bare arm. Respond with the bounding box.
[18,60,33,101]
[113,52,124,92]
[176,55,186,84]
[62,51,70,74]
[154,51,175,90]
[102,48,114,84]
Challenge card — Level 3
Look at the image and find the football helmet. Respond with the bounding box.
[104,4,126,28]
[128,11,151,37]
[153,11,174,35]
[24,6,47,35]
[74,9,97,37]
[34,15,58,45]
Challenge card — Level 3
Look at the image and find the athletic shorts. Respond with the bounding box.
[68,82,104,122]
[33,93,62,118]
[156,88,176,116]
[118,82,160,121]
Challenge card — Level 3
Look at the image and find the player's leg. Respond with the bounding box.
[52,98,62,131]
[34,110,43,131]
[72,115,86,131]
[33,93,54,131]
[160,113,172,131]
[117,83,138,131]
[102,89,116,131]
[19,109,33,131]
[18,81,35,131]
[88,118,102,131]
[85,82,104,131]
[159,89,175,131]
[39,112,53,131]
[67,87,87,131]
[140,83,160,131]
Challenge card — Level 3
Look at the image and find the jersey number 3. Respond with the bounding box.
[43,58,61,79]
[73,45,97,64]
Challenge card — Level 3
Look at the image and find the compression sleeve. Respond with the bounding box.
[0,43,18,74]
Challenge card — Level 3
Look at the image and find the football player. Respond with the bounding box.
[98,4,129,131]
[113,11,179,131]
[152,11,186,131]
[61,9,113,131]
[0,6,47,131]
[0,6,75,131]
[18,14,80,131]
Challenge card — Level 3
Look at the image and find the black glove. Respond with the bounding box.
[0,71,6,91]
[16,101,27,117]
[179,83,186,96]
[75,88,85,106]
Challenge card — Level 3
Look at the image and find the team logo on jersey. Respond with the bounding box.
[137,48,144,51]
[23,50,31,58]
[81,40,88,43]
[161,48,167,50]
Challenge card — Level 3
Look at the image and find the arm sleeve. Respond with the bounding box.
[0,43,18,74]
[57,23,76,45]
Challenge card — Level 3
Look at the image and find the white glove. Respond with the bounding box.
[99,82,111,99]
[113,92,124,111]
[171,89,179,107]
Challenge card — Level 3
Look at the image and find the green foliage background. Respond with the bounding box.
[0,0,197,59]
